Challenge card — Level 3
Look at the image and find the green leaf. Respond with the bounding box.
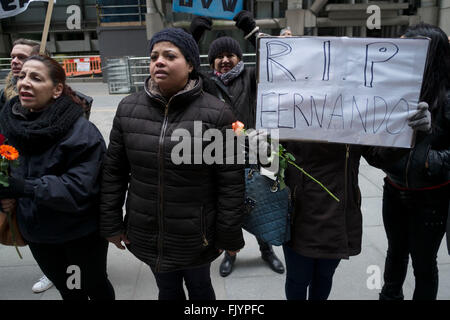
[286,152,296,161]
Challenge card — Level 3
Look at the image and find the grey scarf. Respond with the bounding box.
[217,61,244,86]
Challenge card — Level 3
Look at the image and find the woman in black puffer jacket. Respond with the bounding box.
[99,28,245,300]
[379,23,450,300]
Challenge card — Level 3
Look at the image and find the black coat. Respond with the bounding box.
[0,96,106,243]
[200,67,257,128]
[382,94,450,188]
[284,142,405,259]
[99,77,245,272]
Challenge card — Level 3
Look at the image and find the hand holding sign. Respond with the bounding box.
[233,10,256,35]
[408,101,432,132]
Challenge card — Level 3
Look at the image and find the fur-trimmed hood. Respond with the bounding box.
[3,72,18,101]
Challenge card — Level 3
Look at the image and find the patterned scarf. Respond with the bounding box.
[214,61,244,86]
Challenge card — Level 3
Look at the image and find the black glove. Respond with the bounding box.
[233,10,256,35]
[189,16,212,43]
[0,176,28,199]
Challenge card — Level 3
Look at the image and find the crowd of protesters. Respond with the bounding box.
[0,10,449,301]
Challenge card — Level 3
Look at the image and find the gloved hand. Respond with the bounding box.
[0,177,28,199]
[247,129,271,164]
[233,10,256,35]
[189,16,212,43]
[408,101,432,132]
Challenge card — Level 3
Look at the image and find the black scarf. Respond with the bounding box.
[0,95,83,154]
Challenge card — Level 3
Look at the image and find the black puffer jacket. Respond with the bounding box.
[382,94,450,188]
[201,67,257,127]
[100,77,245,272]
[0,96,106,244]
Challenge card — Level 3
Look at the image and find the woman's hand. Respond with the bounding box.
[106,234,130,250]
[189,16,212,43]
[408,101,432,132]
[1,198,16,213]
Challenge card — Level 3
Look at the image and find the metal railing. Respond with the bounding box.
[96,1,147,24]
[0,55,102,79]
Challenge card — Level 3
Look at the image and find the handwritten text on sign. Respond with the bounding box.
[172,0,243,20]
[256,37,430,148]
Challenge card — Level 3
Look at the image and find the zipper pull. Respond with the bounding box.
[346,145,350,159]
[202,235,209,247]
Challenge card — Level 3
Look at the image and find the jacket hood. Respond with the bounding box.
[4,72,18,101]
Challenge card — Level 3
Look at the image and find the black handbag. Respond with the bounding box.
[243,167,291,246]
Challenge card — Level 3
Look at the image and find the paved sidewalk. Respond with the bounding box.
[0,82,449,300]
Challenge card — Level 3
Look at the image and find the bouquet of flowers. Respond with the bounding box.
[232,121,339,202]
[0,133,22,258]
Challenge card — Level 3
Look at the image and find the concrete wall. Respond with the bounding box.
[439,0,450,35]
[97,25,148,81]
[97,26,148,59]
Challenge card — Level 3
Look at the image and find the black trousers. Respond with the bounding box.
[380,180,449,300]
[28,232,115,300]
[283,245,340,300]
[151,264,215,300]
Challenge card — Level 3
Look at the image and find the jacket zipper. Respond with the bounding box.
[200,205,208,247]
[344,145,349,213]
[405,149,413,188]
[156,101,170,272]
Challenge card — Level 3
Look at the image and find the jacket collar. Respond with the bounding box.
[144,76,203,107]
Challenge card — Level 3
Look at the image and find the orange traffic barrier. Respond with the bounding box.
[62,56,102,77]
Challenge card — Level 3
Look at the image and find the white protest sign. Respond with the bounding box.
[256,36,430,148]
[0,0,54,19]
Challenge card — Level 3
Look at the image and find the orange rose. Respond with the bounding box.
[232,121,245,136]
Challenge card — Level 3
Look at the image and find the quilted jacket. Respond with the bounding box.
[99,77,245,272]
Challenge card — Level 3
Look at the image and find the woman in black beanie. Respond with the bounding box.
[190,14,286,277]
[99,27,246,300]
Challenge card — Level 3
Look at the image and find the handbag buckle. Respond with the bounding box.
[270,181,279,192]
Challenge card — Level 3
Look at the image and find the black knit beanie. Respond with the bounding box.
[208,36,243,66]
[148,28,200,72]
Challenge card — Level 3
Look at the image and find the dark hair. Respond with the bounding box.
[24,55,86,110]
[12,38,50,56]
[403,23,450,114]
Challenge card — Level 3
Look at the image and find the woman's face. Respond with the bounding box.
[150,41,193,97]
[17,60,63,111]
[213,52,240,74]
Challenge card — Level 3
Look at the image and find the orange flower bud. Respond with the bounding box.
[232,121,245,136]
